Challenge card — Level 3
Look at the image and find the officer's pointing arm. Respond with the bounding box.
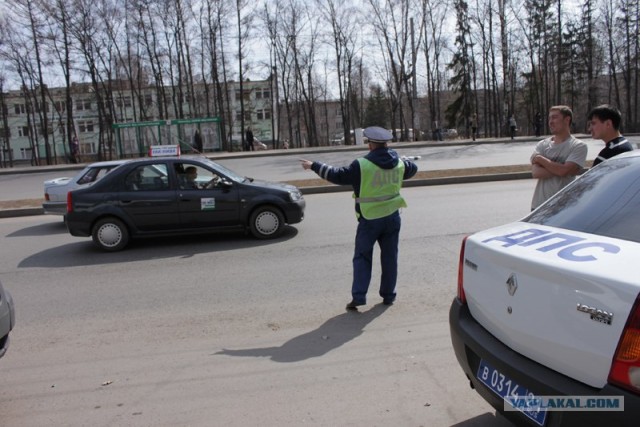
[402,158,418,179]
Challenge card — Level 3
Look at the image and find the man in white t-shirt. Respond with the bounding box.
[530,105,588,210]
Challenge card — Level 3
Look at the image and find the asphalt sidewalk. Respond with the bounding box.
[0,135,549,218]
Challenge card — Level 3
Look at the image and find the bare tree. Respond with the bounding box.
[367,0,415,138]
[0,18,42,165]
[316,0,360,144]
[198,0,232,149]
[421,0,449,139]
[42,0,77,162]
[0,72,14,167]
[67,0,114,160]
[603,0,622,107]
[134,0,168,120]
[236,0,254,150]
[8,0,53,164]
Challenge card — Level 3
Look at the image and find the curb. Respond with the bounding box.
[300,171,531,195]
[0,208,45,219]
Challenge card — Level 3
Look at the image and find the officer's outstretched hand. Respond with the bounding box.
[300,159,313,170]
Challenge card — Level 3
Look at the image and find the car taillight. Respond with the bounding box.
[457,236,468,304]
[66,192,73,213]
[608,294,640,394]
[45,193,50,201]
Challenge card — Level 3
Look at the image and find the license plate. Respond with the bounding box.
[477,359,547,426]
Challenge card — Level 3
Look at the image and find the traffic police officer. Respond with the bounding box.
[300,126,418,310]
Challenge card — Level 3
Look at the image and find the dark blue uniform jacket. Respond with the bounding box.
[311,147,418,217]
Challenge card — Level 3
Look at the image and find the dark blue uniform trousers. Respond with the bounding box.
[351,211,401,304]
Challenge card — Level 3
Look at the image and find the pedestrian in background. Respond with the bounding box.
[470,113,478,141]
[71,136,80,164]
[509,115,517,140]
[534,112,542,137]
[245,127,255,151]
[587,105,633,167]
[530,105,587,210]
[193,129,203,153]
[432,120,443,141]
[300,126,418,310]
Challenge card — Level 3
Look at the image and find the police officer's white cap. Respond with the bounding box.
[363,126,392,143]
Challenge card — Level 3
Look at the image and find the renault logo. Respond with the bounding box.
[506,274,518,296]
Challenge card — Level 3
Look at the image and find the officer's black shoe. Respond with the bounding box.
[382,299,395,306]
[346,300,365,310]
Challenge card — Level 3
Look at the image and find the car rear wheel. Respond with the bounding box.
[92,217,130,251]
[249,206,284,239]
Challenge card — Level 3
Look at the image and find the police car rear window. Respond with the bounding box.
[525,157,640,243]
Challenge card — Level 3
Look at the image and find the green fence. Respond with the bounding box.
[112,117,222,157]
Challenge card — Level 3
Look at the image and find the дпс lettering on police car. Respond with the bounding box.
[482,228,621,262]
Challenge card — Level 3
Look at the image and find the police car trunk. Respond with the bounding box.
[459,222,640,391]
[451,155,640,425]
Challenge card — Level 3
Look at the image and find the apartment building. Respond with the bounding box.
[0,78,277,163]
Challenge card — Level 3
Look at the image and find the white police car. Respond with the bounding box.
[43,160,127,215]
[450,151,640,426]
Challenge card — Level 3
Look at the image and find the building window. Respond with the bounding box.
[119,96,132,108]
[39,122,55,135]
[235,111,252,122]
[35,102,49,113]
[14,104,26,115]
[76,100,92,111]
[54,101,66,112]
[256,109,271,120]
[17,126,29,137]
[20,147,32,160]
[78,120,94,133]
[256,88,271,99]
[144,94,153,106]
[234,89,251,101]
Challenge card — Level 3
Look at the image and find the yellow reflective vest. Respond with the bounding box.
[355,158,407,219]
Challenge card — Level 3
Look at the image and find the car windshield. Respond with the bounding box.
[525,156,640,243]
[200,158,246,183]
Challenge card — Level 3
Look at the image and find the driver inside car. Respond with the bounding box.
[183,166,200,189]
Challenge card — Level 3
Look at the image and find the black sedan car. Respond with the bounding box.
[65,156,305,251]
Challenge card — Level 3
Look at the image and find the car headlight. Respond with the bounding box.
[288,190,303,202]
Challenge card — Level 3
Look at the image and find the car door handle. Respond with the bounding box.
[121,200,134,204]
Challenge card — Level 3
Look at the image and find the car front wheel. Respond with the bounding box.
[92,217,130,251]
[249,206,284,239]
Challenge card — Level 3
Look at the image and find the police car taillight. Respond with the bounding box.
[45,193,50,201]
[66,192,73,213]
[608,294,640,394]
[457,236,468,304]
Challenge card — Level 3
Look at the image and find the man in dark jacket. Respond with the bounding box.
[300,126,418,310]
[588,105,634,167]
